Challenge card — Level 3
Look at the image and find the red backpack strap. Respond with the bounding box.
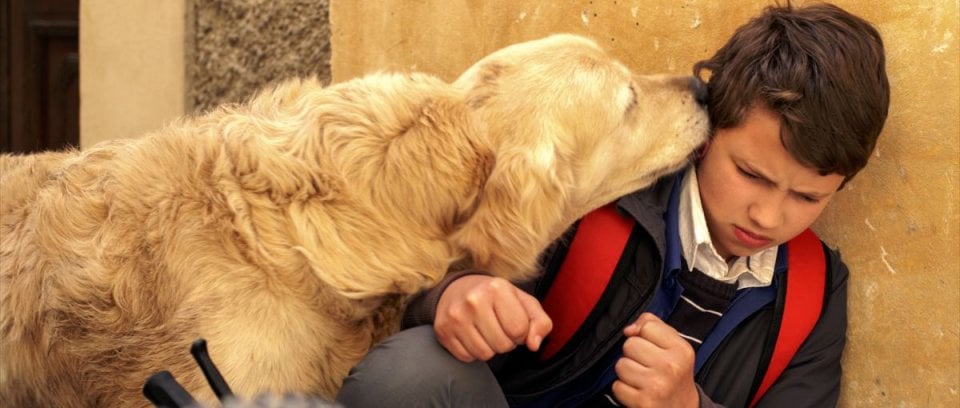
[539,203,633,361]
[749,229,827,407]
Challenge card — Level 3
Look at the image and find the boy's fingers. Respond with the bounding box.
[517,290,553,351]
[624,312,659,336]
[437,331,475,363]
[490,280,533,343]
[634,314,686,349]
[459,327,497,361]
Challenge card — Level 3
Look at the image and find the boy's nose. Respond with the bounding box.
[748,195,785,230]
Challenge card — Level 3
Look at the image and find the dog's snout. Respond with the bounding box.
[689,77,708,107]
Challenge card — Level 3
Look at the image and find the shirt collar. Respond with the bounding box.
[678,167,777,289]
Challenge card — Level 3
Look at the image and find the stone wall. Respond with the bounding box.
[188,0,332,113]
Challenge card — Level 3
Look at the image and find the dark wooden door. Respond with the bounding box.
[1,0,79,154]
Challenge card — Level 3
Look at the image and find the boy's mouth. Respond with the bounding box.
[733,226,772,249]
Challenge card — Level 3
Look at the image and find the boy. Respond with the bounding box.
[337,2,889,407]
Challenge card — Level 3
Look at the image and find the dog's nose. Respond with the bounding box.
[690,77,709,107]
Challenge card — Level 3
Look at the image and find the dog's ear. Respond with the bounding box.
[451,59,573,282]
[451,144,566,283]
[215,78,346,205]
[220,132,342,205]
[459,62,508,110]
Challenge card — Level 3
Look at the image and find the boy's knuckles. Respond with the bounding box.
[465,291,486,307]
[445,307,471,324]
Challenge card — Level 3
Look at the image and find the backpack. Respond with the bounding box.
[748,228,827,406]
[541,204,828,406]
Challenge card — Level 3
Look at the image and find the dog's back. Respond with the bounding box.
[1,150,77,217]
[0,144,167,407]
[0,74,460,407]
[0,119,318,407]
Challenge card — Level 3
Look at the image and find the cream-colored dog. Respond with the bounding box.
[0,34,708,407]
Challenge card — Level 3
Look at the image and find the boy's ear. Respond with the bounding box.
[695,138,711,161]
[451,148,565,283]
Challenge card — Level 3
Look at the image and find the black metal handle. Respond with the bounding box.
[190,339,235,402]
[143,370,199,408]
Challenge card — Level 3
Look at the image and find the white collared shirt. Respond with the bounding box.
[678,167,777,289]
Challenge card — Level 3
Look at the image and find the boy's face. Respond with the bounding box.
[696,104,845,260]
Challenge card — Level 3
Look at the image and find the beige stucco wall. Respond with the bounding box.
[79,0,187,148]
[332,1,960,406]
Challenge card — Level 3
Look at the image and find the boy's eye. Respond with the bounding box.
[737,166,760,180]
[737,163,823,204]
[797,194,821,204]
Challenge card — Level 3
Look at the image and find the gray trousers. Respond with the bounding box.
[336,325,509,408]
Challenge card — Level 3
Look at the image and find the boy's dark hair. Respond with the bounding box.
[694,2,889,186]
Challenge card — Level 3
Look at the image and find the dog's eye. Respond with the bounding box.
[623,83,638,113]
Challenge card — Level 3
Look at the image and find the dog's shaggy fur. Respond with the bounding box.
[0,34,708,407]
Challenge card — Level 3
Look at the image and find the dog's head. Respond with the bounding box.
[452,34,709,281]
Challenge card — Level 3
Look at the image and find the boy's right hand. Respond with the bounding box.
[434,275,553,362]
